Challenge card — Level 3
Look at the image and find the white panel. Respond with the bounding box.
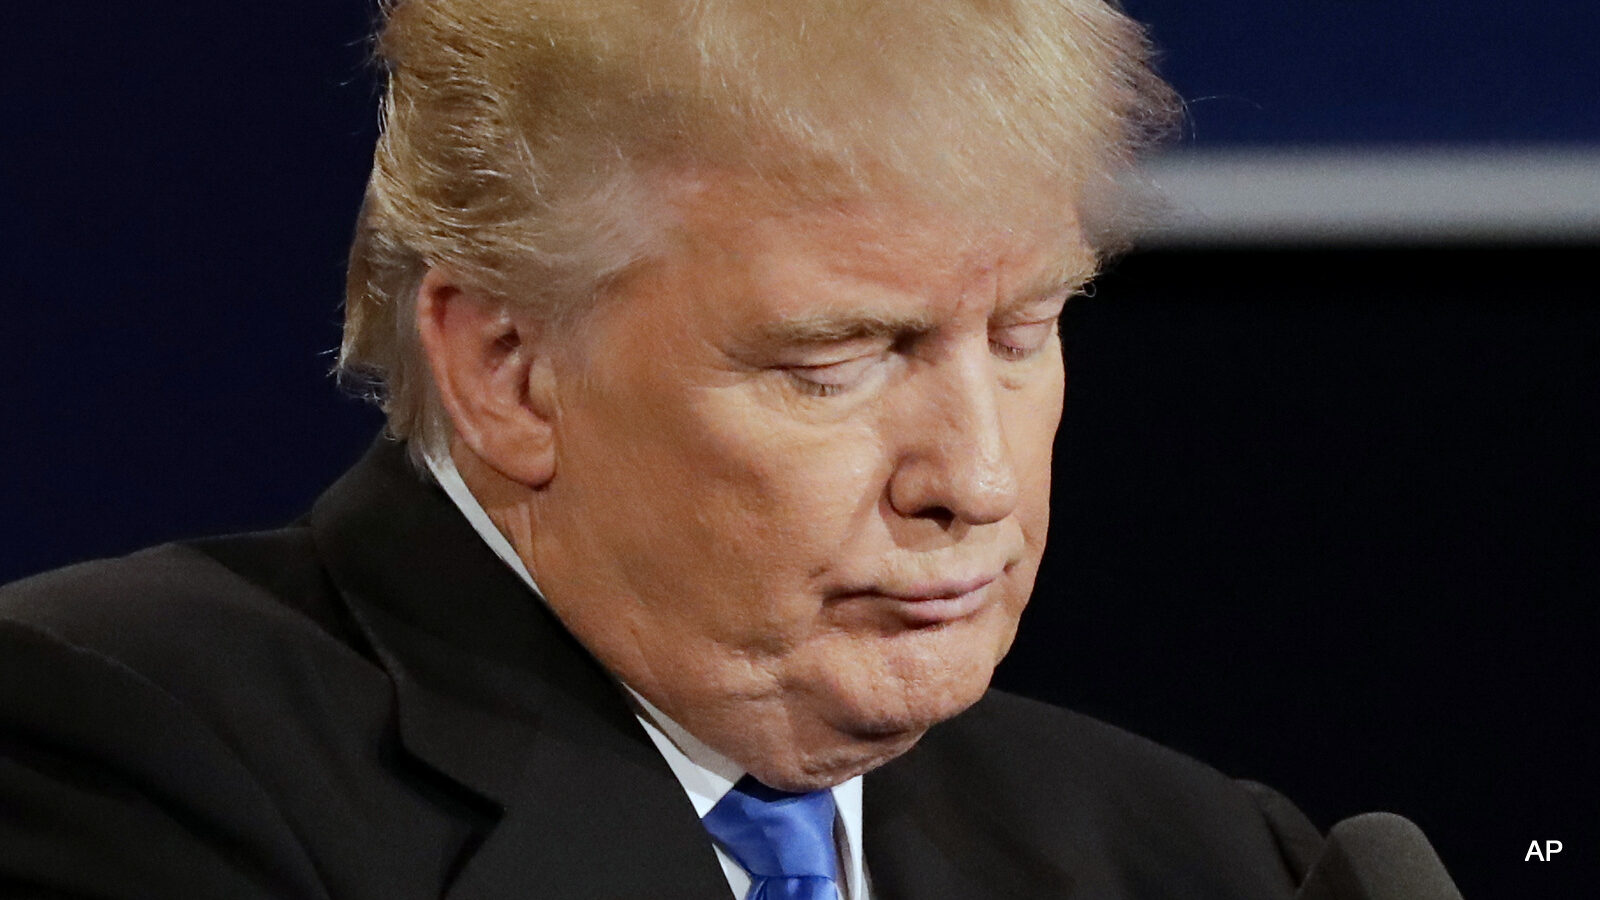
[1139,147,1600,245]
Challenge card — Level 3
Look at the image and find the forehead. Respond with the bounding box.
[656,174,1098,314]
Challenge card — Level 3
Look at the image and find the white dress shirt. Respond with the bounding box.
[426,451,872,899]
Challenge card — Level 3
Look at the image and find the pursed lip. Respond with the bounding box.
[843,571,1003,626]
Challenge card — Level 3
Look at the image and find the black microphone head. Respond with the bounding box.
[1295,813,1463,900]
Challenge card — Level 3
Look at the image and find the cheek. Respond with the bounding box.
[684,394,891,540]
[1017,446,1054,551]
[1008,372,1064,541]
[567,386,892,632]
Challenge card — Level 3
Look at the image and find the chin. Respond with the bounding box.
[761,646,998,789]
[746,724,928,793]
[829,615,1011,727]
[734,666,982,792]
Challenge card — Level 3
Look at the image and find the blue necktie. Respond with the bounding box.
[701,775,843,900]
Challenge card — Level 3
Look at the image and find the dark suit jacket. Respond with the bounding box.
[0,439,1321,899]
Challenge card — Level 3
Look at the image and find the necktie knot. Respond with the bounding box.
[702,775,841,900]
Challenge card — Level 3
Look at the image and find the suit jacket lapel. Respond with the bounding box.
[310,438,729,899]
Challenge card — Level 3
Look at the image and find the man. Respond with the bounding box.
[1,1,1322,897]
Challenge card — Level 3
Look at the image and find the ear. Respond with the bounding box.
[415,266,558,487]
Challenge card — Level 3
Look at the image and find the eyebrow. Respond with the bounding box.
[757,311,938,346]
[1023,255,1100,301]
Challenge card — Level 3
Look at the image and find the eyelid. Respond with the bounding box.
[784,351,887,396]
[989,318,1059,361]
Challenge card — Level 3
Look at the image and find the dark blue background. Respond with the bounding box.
[5,3,1597,897]
[1124,0,1600,145]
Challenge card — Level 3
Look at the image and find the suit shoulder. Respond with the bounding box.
[0,529,381,731]
[0,528,461,898]
[0,535,352,896]
[1,528,358,664]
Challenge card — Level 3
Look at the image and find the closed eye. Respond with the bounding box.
[989,319,1058,361]
[785,352,887,397]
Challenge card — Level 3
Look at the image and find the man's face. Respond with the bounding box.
[525,178,1089,790]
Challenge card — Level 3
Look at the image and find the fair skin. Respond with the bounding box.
[418,175,1094,791]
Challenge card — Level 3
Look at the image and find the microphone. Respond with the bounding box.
[1294,813,1463,900]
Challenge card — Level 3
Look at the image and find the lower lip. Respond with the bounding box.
[873,581,995,626]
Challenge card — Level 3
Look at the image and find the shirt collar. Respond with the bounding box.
[424,449,544,597]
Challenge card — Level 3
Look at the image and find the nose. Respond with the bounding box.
[886,346,1021,527]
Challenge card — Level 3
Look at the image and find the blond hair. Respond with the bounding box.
[340,0,1178,454]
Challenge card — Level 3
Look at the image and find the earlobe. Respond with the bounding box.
[415,267,558,487]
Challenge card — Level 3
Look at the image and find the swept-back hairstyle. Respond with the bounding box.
[341,0,1177,455]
